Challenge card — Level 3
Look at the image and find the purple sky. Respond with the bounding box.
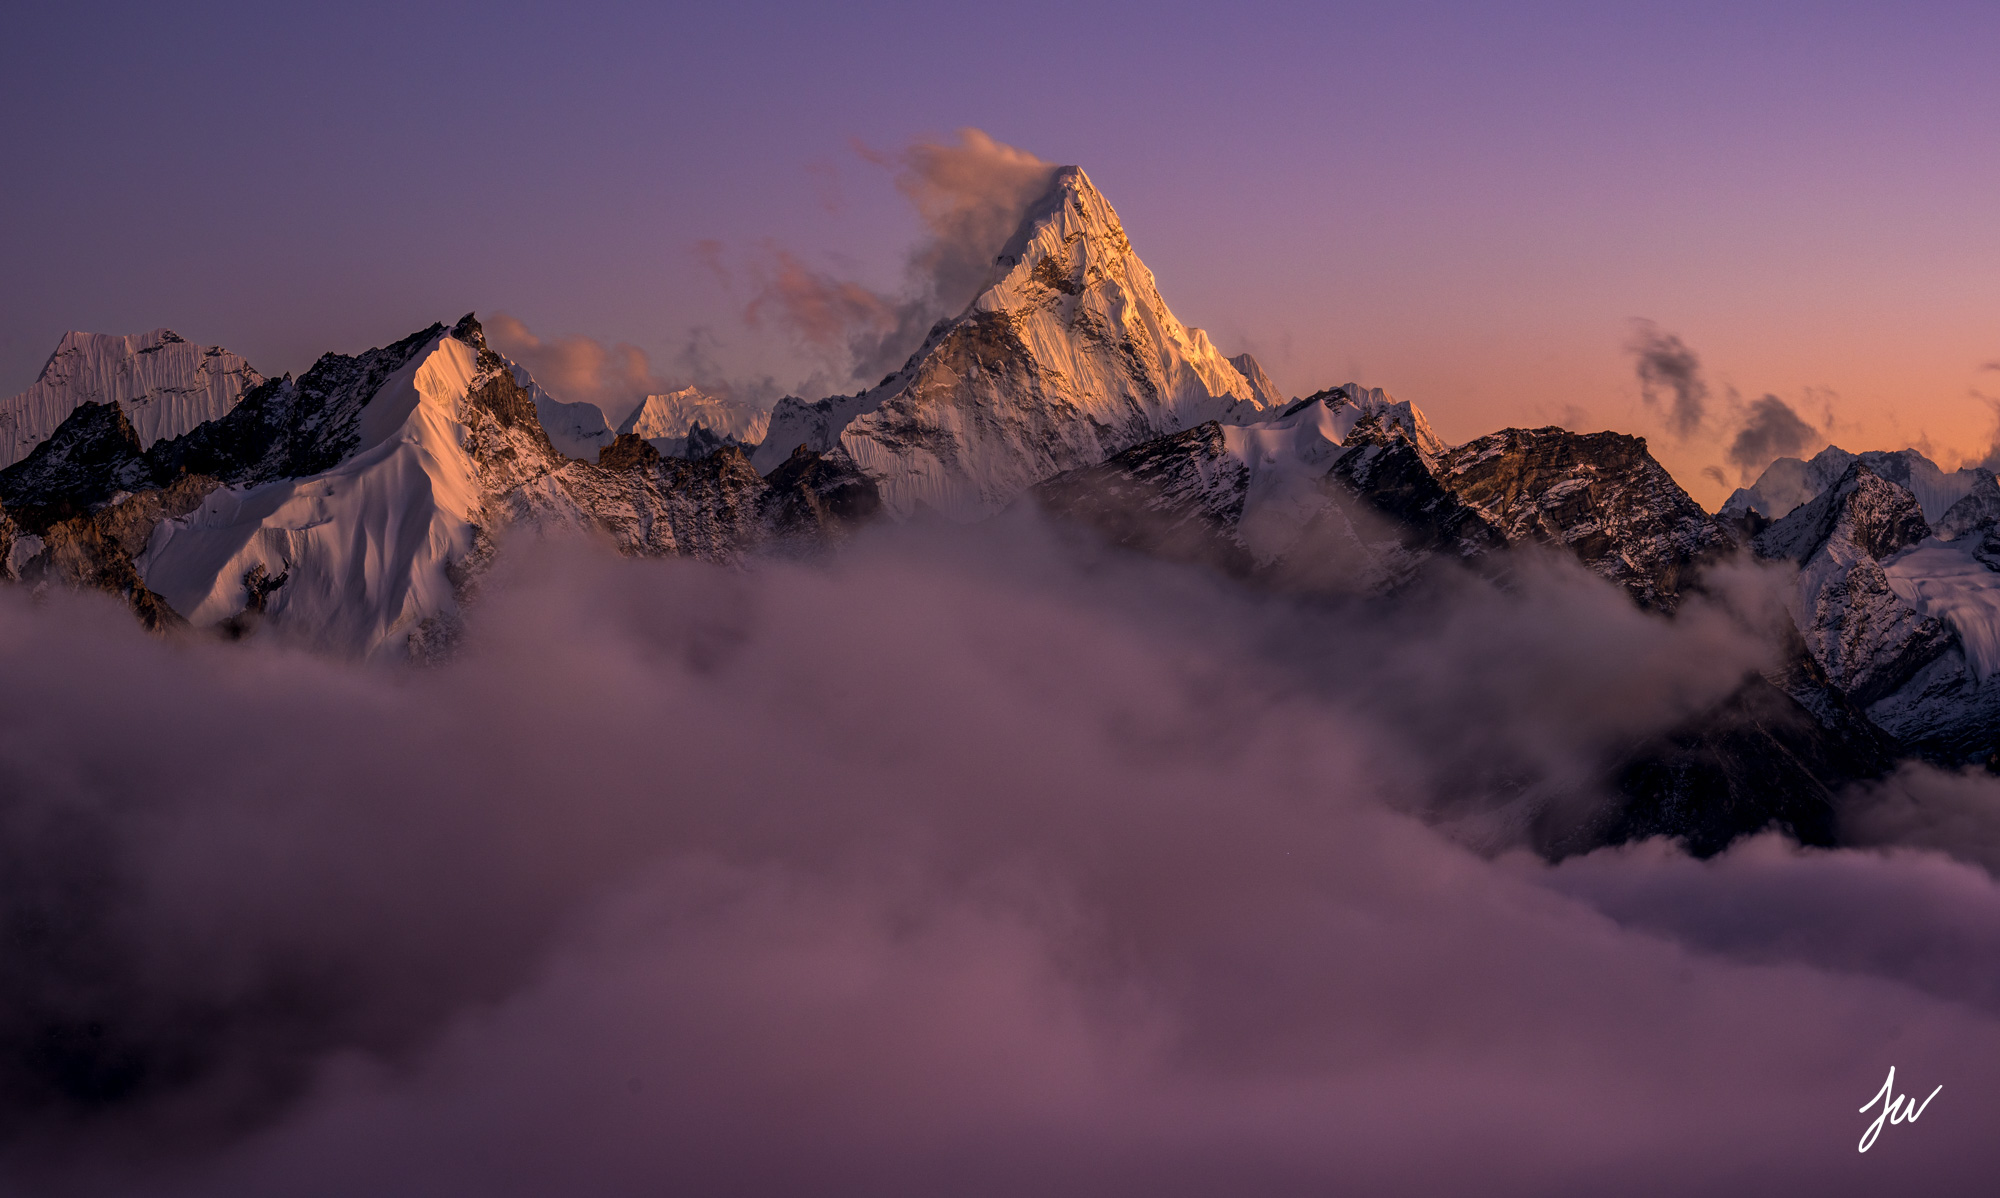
[5,1,1998,504]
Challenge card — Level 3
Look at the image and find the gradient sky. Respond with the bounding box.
[4,0,1997,507]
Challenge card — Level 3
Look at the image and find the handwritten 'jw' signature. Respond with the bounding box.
[1858,1066,1941,1152]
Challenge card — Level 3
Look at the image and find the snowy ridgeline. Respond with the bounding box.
[0,323,777,474]
[1729,445,2000,757]
[11,154,2000,772]
[0,164,1318,662]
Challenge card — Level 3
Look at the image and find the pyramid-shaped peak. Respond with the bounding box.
[755,161,1274,519]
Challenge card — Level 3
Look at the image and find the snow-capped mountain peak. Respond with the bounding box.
[754,165,1276,518]
[138,321,518,656]
[524,378,615,461]
[1283,384,1445,461]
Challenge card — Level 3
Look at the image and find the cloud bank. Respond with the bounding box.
[0,521,1994,1195]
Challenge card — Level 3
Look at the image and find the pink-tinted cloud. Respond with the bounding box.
[742,246,900,353]
[486,312,784,422]
[484,311,670,426]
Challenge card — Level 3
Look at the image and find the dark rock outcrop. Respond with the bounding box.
[1436,428,1733,612]
[759,443,883,539]
[149,323,446,489]
[0,402,151,513]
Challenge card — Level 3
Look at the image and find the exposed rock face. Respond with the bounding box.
[1324,427,1503,561]
[506,436,878,564]
[1571,673,1888,858]
[512,439,771,561]
[754,167,1273,518]
[0,473,219,630]
[1725,460,2000,766]
[1034,422,1258,575]
[147,323,446,489]
[1438,429,1732,612]
[0,503,19,582]
[0,401,152,511]
[0,330,262,469]
[758,443,883,539]
[1753,462,1934,564]
[1037,395,1887,856]
[1934,473,2000,544]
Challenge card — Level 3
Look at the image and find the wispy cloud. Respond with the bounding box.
[1627,320,1709,439]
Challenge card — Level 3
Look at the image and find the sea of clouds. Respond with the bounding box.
[0,512,1995,1195]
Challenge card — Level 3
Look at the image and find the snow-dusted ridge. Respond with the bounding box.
[1209,384,1443,561]
[11,157,2000,786]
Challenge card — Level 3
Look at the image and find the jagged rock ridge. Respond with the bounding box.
[1724,446,2000,764]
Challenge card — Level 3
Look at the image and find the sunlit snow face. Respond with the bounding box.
[0,517,1995,1196]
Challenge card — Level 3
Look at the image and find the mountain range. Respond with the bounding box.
[6,165,1997,856]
